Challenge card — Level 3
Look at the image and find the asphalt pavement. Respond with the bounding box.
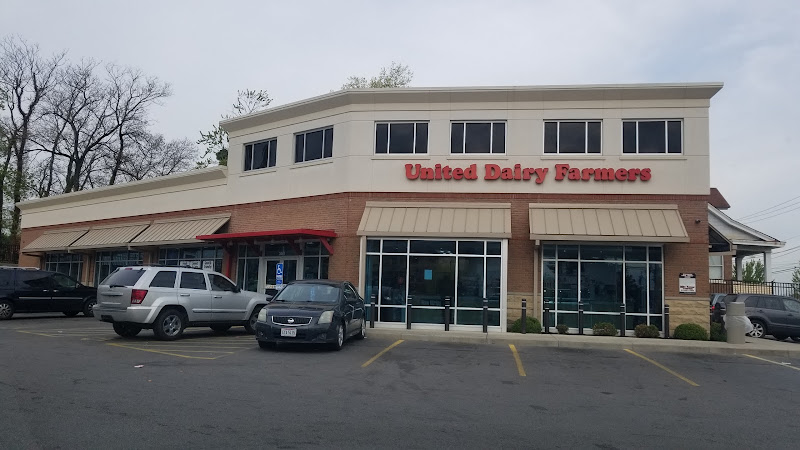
[1,315,799,449]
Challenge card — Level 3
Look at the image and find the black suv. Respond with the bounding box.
[0,268,97,320]
[713,293,800,342]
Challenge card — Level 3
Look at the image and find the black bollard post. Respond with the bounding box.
[543,301,550,334]
[444,296,451,331]
[578,301,584,335]
[406,296,412,330]
[620,304,626,337]
[370,294,376,328]
[521,299,527,334]
[664,304,670,339]
[482,298,488,333]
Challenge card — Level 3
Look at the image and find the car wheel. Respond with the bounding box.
[63,311,80,317]
[330,322,345,351]
[772,334,788,341]
[244,306,263,334]
[83,298,97,317]
[210,325,232,333]
[749,320,766,339]
[355,319,366,340]
[258,341,275,350]
[0,299,14,320]
[113,323,142,338]
[791,336,800,342]
[153,309,186,341]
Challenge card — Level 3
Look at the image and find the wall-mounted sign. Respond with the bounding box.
[405,163,651,183]
[180,260,201,269]
[202,260,214,272]
[276,263,284,286]
[679,273,696,294]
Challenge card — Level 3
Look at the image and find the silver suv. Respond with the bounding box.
[94,266,270,340]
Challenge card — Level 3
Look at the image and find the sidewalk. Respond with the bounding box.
[365,328,800,358]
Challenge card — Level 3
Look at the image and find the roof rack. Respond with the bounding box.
[0,266,40,270]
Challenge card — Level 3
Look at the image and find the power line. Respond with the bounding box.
[743,203,800,224]
[739,194,800,220]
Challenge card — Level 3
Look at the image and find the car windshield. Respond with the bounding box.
[273,284,340,303]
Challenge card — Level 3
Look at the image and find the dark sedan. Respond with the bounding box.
[254,280,366,350]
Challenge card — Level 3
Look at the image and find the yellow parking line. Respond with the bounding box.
[107,342,237,360]
[743,354,800,372]
[624,349,699,387]
[509,344,526,377]
[362,340,404,368]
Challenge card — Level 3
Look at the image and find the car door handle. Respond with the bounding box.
[179,293,190,297]
[212,295,222,299]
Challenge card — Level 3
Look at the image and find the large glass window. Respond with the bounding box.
[235,244,260,292]
[375,122,428,154]
[709,255,724,280]
[541,244,663,332]
[301,240,330,280]
[364,238,503,327]
[158,246,222,272]
[622,120,682,154]
[244,139,277,171]
[45,253,84,280]
[295,127,333,163]
[95,250,143,287]
[450,122,506,154]
[544,121,601,154]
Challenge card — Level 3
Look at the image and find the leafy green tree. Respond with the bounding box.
[198,89,271,167]
[341,62,413,89]
[741,259,765,283]
[792,262,800,299]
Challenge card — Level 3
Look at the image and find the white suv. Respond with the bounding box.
[94,266,270,340]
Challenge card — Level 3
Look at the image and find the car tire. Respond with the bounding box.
[258,341,275,350]
[244,306,263,334]
[210,325,232,333]
[791,336,800,342]
[772,334,788,341]
[83,298,97,317]
[153,309,186,341]
[63,311,80,317]
[329,322,345,351]
[749,320,766,339]
[0,299,14,320]
[113,323,142,338]
[355,319,366,340]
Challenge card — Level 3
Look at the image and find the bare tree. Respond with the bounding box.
[198,89,272,167]
[116,133,196,181]
[0,36,65,237]
[341,62,413,89]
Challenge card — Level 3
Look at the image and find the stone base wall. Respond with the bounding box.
[507,292,538,323]
[666,297,709,333]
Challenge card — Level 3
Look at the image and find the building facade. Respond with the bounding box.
[18,83,723,333]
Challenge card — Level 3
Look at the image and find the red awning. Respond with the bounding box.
[196,229,337,255]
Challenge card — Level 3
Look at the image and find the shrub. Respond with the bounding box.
[674,323,709,341]
[634,324,660,338]
[592,322,618,336]
[710,322,726,342]
[509,316,542,333]
[556,324,569,334]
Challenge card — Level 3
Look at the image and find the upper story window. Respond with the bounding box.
[375,122,428,154]
[244,139,277,171]
[622,120,682,154]
[295,126,333,163]
[451,122,506,154]
[544,121,601,154]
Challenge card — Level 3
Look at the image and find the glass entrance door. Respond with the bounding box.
[263,258,300,296]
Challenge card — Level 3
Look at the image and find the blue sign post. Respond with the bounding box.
[276,263,284,287]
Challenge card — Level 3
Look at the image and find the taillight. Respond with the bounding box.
[131,289,148,304]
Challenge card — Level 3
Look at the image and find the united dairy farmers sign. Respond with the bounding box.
[405,163,651,183]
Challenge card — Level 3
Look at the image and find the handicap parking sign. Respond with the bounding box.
[276,263,284,286]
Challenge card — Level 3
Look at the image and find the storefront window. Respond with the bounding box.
[95,250,142,286]
[236,244,259,292]
[45,253,84,281]
[158,246,222,272]
[542,244,663,332]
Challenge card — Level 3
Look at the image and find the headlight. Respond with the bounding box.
[318,310,334,324]
[258,308,268,322]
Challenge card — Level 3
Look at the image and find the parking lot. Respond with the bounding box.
[2,315,799,449]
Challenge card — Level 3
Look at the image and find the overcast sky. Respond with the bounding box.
[6,0,800,280]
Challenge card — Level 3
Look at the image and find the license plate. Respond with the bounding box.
[281,328,297,337]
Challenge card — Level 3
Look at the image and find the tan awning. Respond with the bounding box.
[69,222,150,250]
[130,214,230,246]
[22,228,89,253]
[358,202,511,238]
[529,203,689,242]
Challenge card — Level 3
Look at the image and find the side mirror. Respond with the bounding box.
[233,286,241,293]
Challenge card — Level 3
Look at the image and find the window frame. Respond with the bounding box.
[294,126,334,163]
[543,120,602,155]
[709,255,724,280]
[450,121,506,154]
[374,121,429,154]
[622,119,683,154]
[243,138,278,172]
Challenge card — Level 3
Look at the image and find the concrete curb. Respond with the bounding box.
[365,328,800,358]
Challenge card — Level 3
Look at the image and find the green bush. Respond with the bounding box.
[592,322,618,336]
[634,324,660,338]
[674,323,709,341]
[710,322,726,342]
[509,316,542,333]
[556,324,569,334]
